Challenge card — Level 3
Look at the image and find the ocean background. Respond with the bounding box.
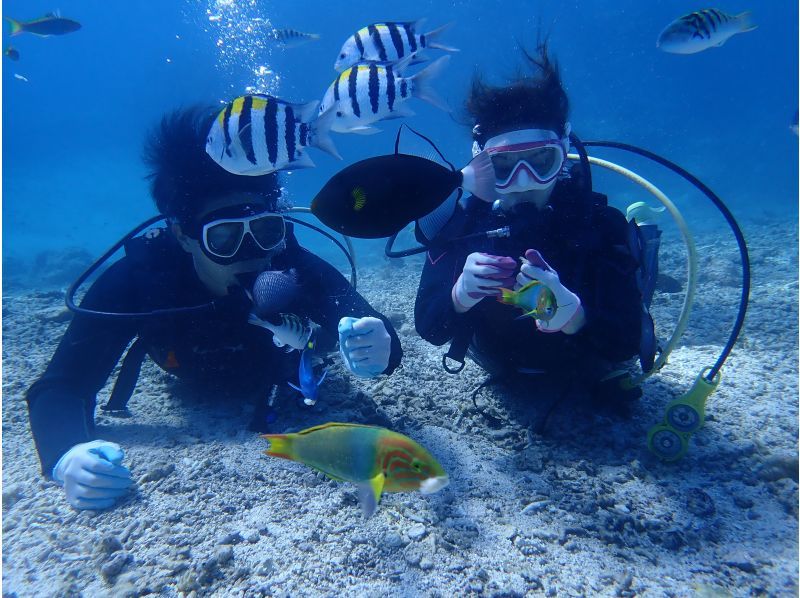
[3,3,799,596]
[2,0,797,286]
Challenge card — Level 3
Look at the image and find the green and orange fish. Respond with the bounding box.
[498,279,557,321]
[262,422,448,518]
[5,13,81,37]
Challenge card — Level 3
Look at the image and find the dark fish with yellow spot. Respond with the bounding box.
[5,13,81,37]
[4,46,19,61]
[262,422,449,517]
[310,137,496,238]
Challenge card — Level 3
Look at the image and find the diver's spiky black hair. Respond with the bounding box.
[143,105,281,224]
[465,41,569,146]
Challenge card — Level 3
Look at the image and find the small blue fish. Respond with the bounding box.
[657,9,756,55]
[272,28,320,48]
[289,337,328,406]
[5,12,81,37]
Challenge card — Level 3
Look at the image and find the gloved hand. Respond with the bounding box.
[52,440,133,510]
[338,316,392,378]
[517,249,584,333]
[452,252,517,313]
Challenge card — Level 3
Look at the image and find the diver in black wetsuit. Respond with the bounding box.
[26,107,402,511]
[415,44,642,408]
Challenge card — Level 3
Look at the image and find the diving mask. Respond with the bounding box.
[202,211,286,259]
[481,127,570,195]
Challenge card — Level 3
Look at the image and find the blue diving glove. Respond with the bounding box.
[52,440,133,510]
[338,316,392,378]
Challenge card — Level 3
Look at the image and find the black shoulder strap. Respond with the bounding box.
[102,337,148,411]
[628,220,662,373]
[442,323,472,373]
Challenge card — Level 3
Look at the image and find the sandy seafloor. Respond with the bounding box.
[2,218,798,597]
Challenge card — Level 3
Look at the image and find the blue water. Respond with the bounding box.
[3,0,798,280]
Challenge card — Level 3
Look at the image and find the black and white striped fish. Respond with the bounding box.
[248,312,312,352]
[319,55,450,135]
[206,95,340,176]
[272,28,320,48]
[657,9,756,54]
[334,19,457,72]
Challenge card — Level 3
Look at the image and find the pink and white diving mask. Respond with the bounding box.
[478,126,571,195]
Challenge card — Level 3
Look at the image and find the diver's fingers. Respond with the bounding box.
[72,483,130,500]
[519,263,557,284]
[473,275,505,287]
[523,249,554,271]
[348,348,377,362]
[515,271,533,289]
[471,264,513,279]
[477,285,503,295]
[345,335,373,350]
[75,468,133,490]
[473,253,516,269]
[351,317,384,335]
[70,496,119,510]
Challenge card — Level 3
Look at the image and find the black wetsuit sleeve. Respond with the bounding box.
[414,245,472,346]
[576,207,642,361]
[26,258,138,477]
[294,248,403,375]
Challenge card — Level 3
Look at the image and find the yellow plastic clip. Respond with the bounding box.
[648,367,721,461]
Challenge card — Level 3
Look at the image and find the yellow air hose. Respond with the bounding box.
[566,153,698,385]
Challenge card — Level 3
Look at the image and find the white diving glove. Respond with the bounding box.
[338,316,392,378]
[516,249,585,334]
[452,252,517,313]
[52,440,133,510]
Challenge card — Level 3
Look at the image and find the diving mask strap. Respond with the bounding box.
[561,122,572,156]
[471,140,482,158]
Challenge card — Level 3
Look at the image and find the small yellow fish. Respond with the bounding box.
[498,279,557,321]
[263,422,448,517]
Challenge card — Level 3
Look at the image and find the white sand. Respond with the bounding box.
[2,220,797,597]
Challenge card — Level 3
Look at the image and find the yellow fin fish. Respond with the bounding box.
[497,279,557,321]
[263,422,448,518]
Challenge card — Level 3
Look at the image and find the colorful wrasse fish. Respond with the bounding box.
[657,9,756,55]
[4,46,19,61]
[319,55,450,135]
[498,280,557,321]
[5,13,81,37]
[262,422,449,517]
[334,20,457,72]
[289,336,327,406]
[206,94,340,176]
[249,312,312,351]
[272,28,320,48]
